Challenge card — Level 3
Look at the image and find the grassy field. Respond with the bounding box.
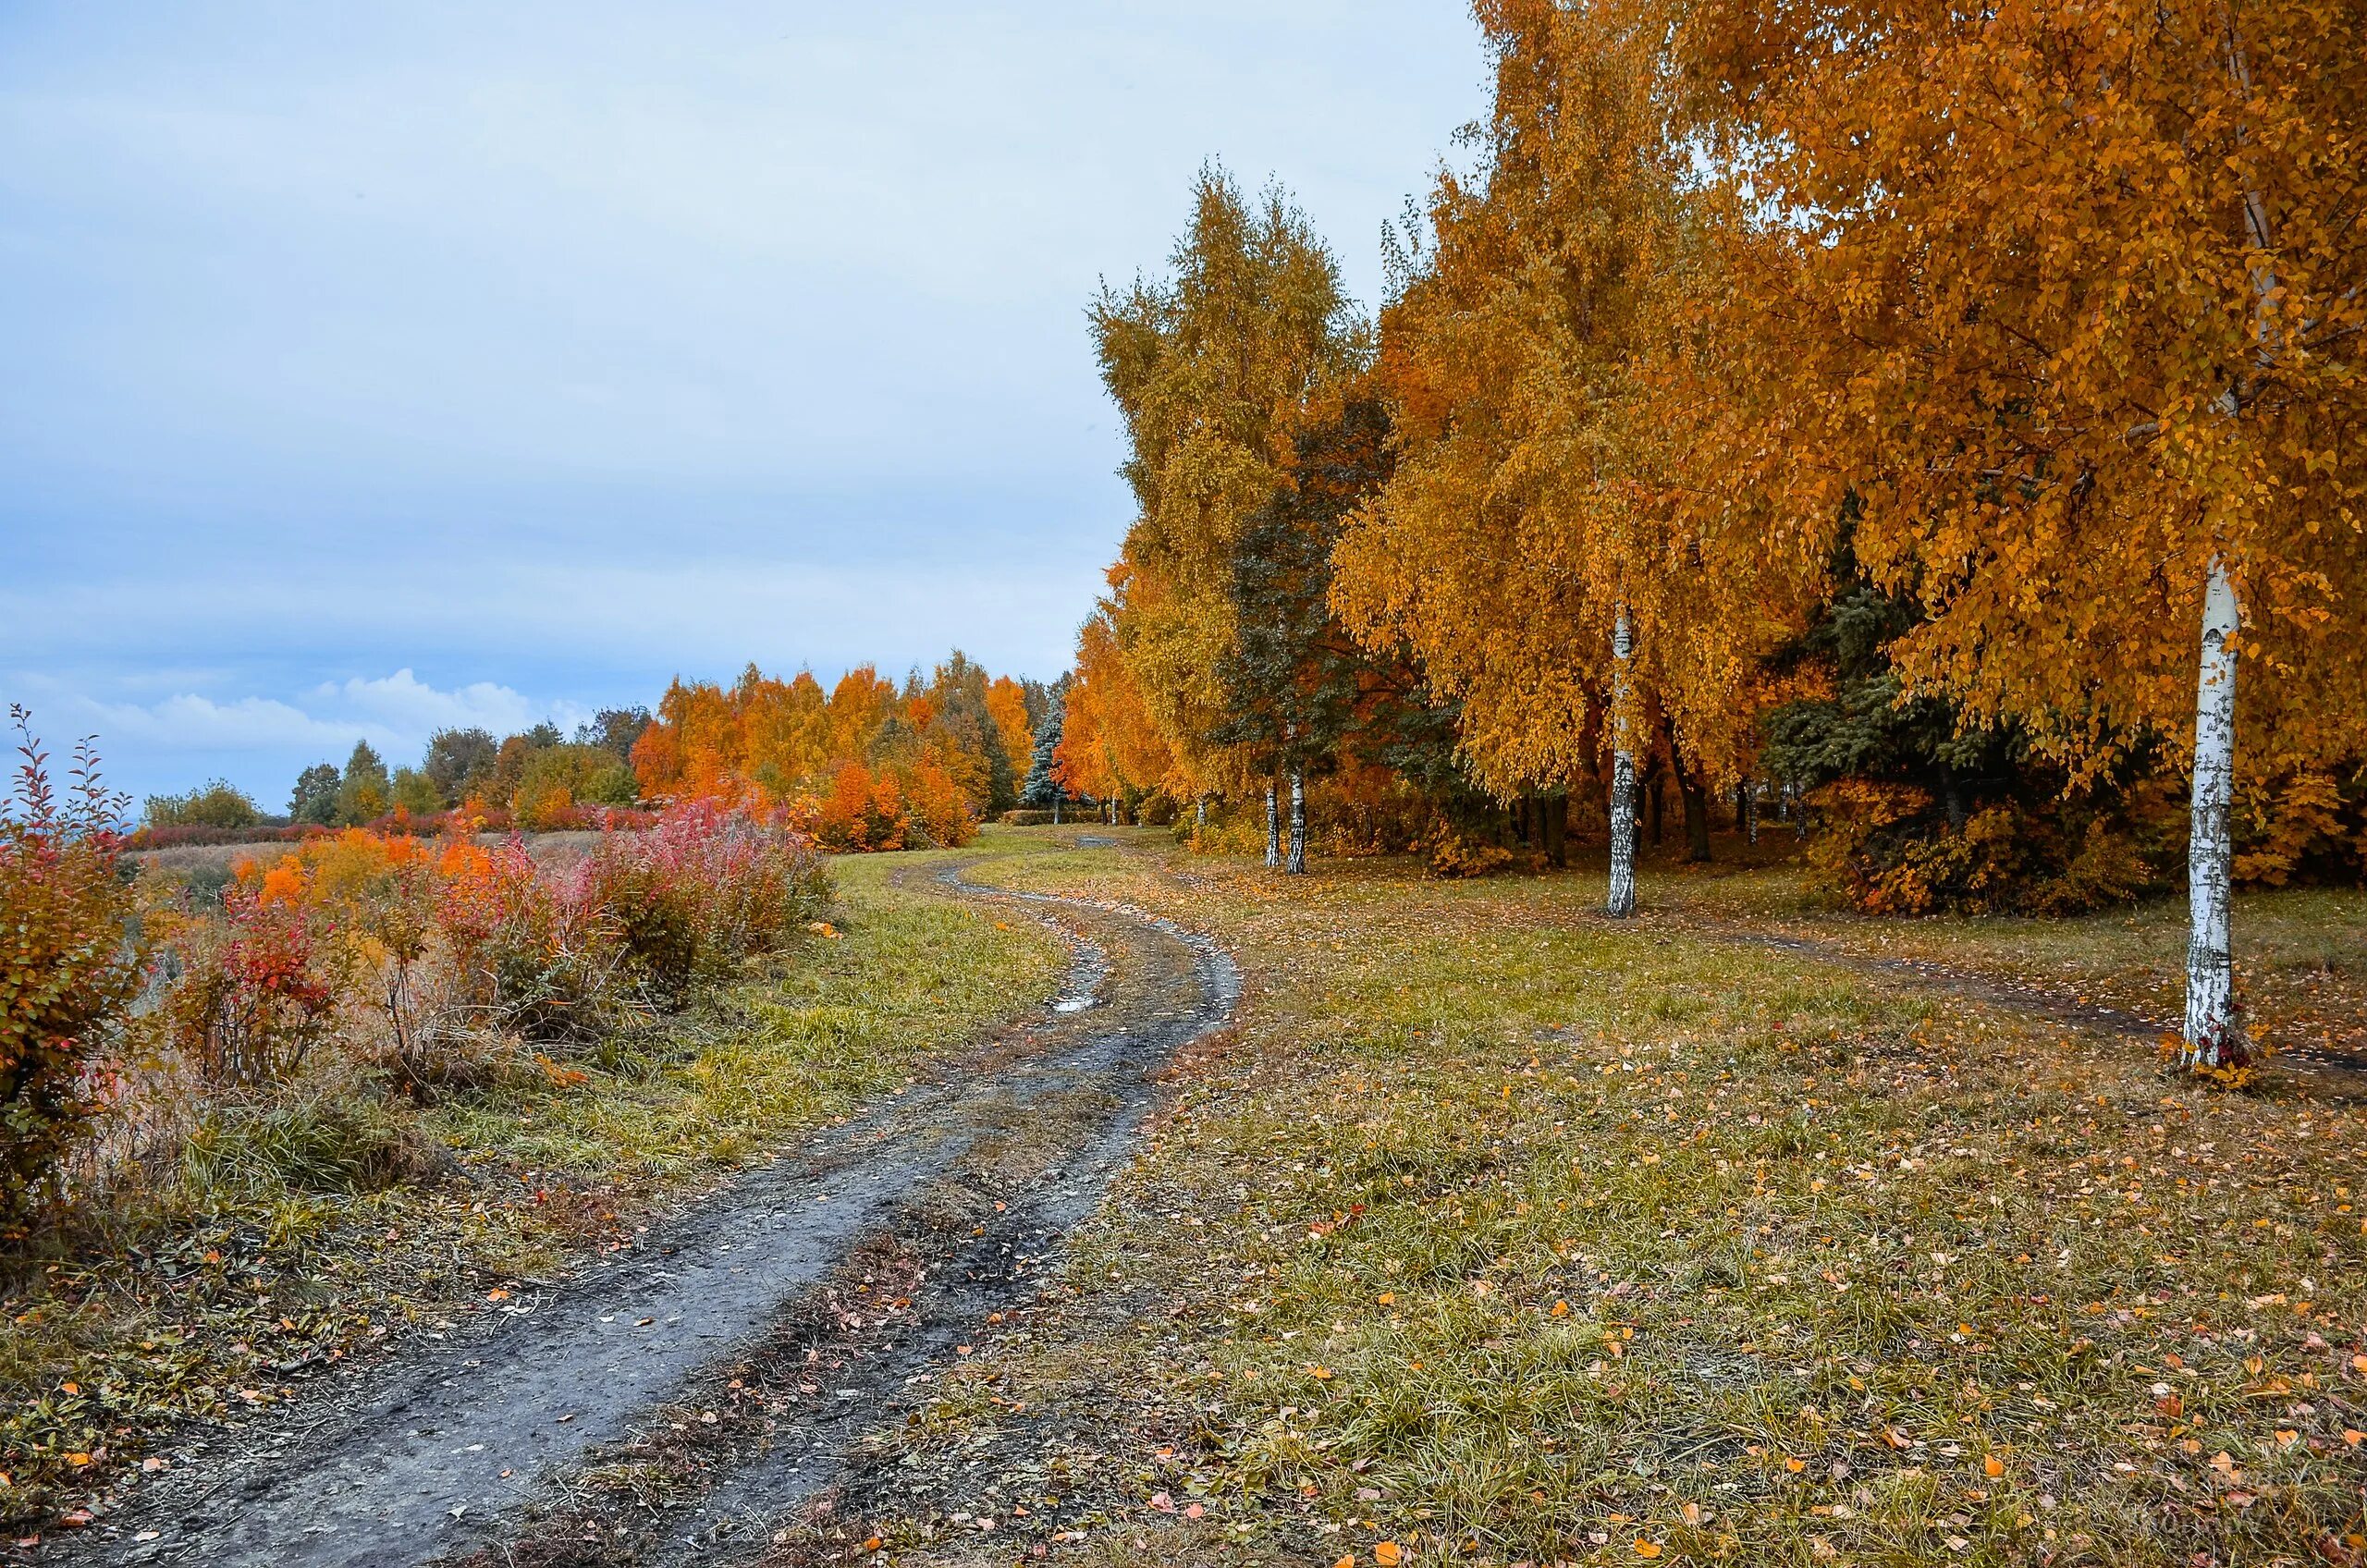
[888,832,2367,1566]
[1592,841,2367,1066]
[0,854,1063,1533]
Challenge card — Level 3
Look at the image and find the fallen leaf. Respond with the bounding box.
[1375,1544,1404,1567]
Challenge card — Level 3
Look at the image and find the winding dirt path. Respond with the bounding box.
[59,855,1235,1568]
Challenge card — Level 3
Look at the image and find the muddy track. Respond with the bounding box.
[55,854,1236,1568]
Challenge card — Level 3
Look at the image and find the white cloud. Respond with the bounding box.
[55,670,589,792]
[82,670,580,755]
[310,668,588,739]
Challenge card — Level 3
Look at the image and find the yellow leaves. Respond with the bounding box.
[1375,1543,1404,1567]
[1983,1453,2005,1478]
[1636,1541,1664,1559]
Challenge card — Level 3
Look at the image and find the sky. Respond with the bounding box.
[0,1,1489,809]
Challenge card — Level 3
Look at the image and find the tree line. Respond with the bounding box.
[1056,0,2366,1075]
[143,708,654,835]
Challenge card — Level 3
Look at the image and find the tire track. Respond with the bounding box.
[56,855,1235,1568]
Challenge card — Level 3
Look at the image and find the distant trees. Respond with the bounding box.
[625,651,1038,840]
[1075,165,1384,869]
[334,741,390,826]
[143,779,262,830]
[289,763,341,827]
[423,728,497,803]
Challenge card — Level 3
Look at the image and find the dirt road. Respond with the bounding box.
[57,856,1235,1568]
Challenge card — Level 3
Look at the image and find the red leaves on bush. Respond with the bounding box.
[0,709,140,1228]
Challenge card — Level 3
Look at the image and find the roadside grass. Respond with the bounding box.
[914,837,2367,1566]
[0,855,1061,1534]
[1643,855,2367,1063]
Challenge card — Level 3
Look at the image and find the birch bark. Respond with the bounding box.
[2182,557,2242,1066]
[1606,606,1638,917]
[1264,781,1280,868]
[1286,765,1307,875]
[2179,13,2272,1071]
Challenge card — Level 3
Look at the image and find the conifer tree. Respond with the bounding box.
[1021,689,1067,815]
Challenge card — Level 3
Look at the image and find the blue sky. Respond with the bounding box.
[0,2,1487,809]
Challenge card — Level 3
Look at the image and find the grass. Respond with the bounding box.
[1639,855,2367,1062]
[889,832,2367,1566]
[0,853,1062,1533]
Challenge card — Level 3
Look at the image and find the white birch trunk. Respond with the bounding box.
[1264,781,1280,868]
[1052,798,1061,826]
[1285,764,1307,875]
[1606,606,1638,918]
[1195,796,1207,832]
[2182,557,2242,1067]
[2176,16,2272,1071]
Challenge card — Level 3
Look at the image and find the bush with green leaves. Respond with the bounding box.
[141,778,263,830]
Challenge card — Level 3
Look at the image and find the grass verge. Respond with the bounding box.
[0,853,1061,1537]
[877,833,2367,1567]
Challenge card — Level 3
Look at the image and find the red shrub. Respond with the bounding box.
[0,711,143,1228]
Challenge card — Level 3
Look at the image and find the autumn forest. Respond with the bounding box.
[6,1,2365,1562]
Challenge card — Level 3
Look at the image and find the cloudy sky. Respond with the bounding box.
[0,2,1487,808]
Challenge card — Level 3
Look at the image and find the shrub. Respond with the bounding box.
[128,822,313,851]
[0,711,143,1230]
[142,779,262,830]
[159,887,337,1088]
[1804,778,2175,915]
[576,802,830,1006]
[435,836,626,1044]
[1425,825,1516,879]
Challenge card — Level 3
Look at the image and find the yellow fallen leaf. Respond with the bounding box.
[1637,1542,1664,1559]
[1376,1543,1404,1566]
[1983,1454,2005,1477]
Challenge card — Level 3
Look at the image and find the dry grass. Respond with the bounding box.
[896,833,2367,1566]
[0,854,1062,1533]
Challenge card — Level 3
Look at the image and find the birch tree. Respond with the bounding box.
[1089,167,1367,808]
[1332,0,1810,911]
[1677,0,2367,1072]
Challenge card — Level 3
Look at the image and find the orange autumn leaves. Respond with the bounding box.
[628,655,1042,851]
